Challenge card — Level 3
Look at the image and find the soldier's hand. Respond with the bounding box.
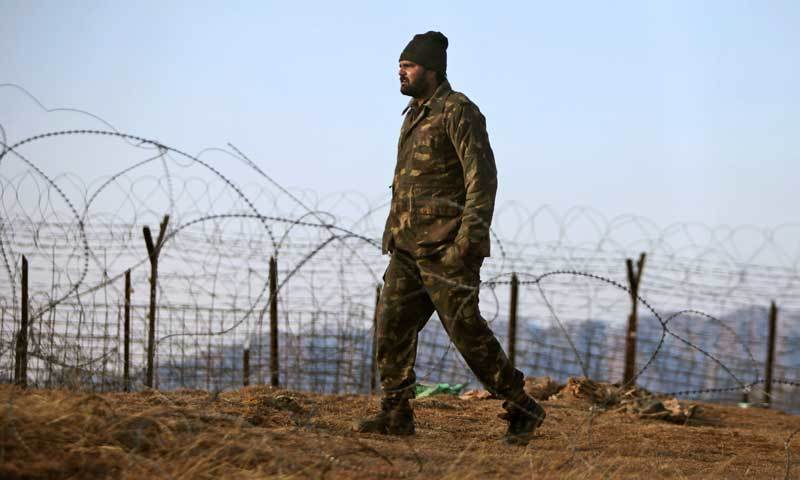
[441,243,465,269]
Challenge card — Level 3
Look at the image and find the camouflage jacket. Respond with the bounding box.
[382,80,498,258]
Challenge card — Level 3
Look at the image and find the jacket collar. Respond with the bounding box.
[399,80,452,143]
[401,80,452,116]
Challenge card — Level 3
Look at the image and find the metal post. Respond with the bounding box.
[508,272,519,368]
[623,253,646,386]
[143,215,169,388]
[124,270,131,392]
[14,255,29,388]
[764,301,778,406]
[269,256,279,387]
[243,348,250,387]
[371,284,382,395]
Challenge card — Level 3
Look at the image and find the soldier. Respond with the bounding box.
[354,31,545,445]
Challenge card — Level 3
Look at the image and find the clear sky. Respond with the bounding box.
[2,0,799,230]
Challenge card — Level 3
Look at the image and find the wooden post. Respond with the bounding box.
[764,301,778,406]
[371,284,382,395]
[243,348,250,387]
[269,256,279,387]
[123,270,131,392]
[623,252,646,386]
[508,273,519,368]
[143,215,169,388]
[14,255,29,388]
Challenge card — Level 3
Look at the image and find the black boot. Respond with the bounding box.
[499,395,545,445]
[353,397,415,435]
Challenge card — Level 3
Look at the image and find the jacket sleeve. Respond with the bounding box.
[445,100,498,257]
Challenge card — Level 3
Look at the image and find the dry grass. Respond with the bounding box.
[1,384,798,479]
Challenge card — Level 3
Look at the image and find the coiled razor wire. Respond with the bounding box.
[1,127,797,404]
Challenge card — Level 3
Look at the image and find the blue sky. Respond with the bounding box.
[2,0,799,230]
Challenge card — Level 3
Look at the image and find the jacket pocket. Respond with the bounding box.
[414,201,462,248]
[410,136,446,174]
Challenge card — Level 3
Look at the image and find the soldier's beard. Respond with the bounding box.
[400,77,427,98]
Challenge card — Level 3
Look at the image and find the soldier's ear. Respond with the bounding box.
[425,68,438,84]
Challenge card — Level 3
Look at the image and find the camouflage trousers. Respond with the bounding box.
[377,248,525,401]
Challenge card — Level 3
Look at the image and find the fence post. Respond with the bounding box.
[269,256,279,387]
[243,348,250,387]
[508,273,519,368]
[623,252,646,386]
[124,269,131,392]
[764,301,778,406]
[143,215,169,389]
[371,284,382,395]
[14,255,29,388]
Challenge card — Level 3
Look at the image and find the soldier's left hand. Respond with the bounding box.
[441,242,465,269]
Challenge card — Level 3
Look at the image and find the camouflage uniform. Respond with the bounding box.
[378,80,526,402]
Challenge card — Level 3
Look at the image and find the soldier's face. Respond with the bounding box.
[399,60,432,97]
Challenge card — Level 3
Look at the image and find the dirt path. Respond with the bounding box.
[1,385,798,479]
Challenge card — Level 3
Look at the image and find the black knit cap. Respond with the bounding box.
[399,31,448,74]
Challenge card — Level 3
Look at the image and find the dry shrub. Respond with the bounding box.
[524,376,564,400]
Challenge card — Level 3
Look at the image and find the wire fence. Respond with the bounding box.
[2,84,800,416]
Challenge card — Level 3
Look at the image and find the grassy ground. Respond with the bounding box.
[1,384,798,479]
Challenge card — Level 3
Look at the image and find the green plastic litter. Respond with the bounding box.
[415,383,464,399]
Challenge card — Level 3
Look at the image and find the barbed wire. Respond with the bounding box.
[2,181,798,399]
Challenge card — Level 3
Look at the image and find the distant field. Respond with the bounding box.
[1,384,798,479]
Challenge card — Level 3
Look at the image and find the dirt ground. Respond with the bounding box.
[1,384,799,479]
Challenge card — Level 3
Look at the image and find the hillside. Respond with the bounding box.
[1,384,799,479]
